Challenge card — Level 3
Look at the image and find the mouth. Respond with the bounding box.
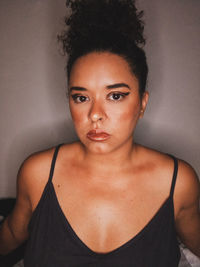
[86,129,110,141]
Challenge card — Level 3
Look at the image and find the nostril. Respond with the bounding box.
[90,113,103,122]
[89,103,105,122]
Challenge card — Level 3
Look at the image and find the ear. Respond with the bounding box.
[139,91,149,118]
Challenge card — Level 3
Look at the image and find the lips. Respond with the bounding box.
[87,129,110,141]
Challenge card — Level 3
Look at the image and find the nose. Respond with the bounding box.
[89,100,106,122]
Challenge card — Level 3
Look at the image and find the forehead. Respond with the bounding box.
[69,52,138,87]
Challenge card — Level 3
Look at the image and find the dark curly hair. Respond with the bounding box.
[58,0,148,96]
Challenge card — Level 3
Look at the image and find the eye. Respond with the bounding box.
[107,92,130,101]
[71,94,89,103]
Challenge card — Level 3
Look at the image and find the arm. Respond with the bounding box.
[0,148,53,255]
[175,160,200,257]
[0,161,32,255]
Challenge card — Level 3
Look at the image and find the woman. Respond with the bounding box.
[0,0,200,266]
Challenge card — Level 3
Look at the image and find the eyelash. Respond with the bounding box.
[71,92,130,103]
[108,92,130,101]
[71,94,89,103]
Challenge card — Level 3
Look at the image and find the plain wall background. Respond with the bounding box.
[0,0,199,197]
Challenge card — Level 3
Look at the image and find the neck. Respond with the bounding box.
[79,138,138,174]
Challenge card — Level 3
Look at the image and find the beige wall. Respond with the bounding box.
[0,0,199,197]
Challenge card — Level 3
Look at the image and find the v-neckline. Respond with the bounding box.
[50,180,172,257]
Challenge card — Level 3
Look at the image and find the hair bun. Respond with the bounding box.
[60,0,145,55]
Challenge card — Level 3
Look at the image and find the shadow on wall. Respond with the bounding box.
[0,0,75,197]
[138,0,166,118]
[135,0,200,178]
[134,118,199,176]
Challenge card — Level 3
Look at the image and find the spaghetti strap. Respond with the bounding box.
[48,144,63,183]
[168,155,178,198]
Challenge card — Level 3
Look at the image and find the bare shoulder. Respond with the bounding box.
[136,144,200,214]
[175,159,200,210]
[137,145,199,184]
[174,160,200,256]
[134,145,177,199]
[17,146,55,210]
[19,147,54,182]
[136,145,177,179]
[18,142,81,210]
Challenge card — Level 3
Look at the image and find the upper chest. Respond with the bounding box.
[48,164,173,253]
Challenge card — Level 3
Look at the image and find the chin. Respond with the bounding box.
[83,140,114,154]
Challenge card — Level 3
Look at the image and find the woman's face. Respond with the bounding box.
[69,52,148,154]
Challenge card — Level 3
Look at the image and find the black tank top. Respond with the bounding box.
[24,144,181,266]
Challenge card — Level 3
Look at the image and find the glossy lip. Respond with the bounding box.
[86,129,110,141]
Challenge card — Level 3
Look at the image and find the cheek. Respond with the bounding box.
[69,104,88,126]
[108,103,141,125]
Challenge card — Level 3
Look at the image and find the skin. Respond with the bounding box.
[69,52,148,158]
[0,52,200,257]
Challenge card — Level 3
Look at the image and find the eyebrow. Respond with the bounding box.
[106,83,130,90]
[69,86,87,92]
[69,83,130,92]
